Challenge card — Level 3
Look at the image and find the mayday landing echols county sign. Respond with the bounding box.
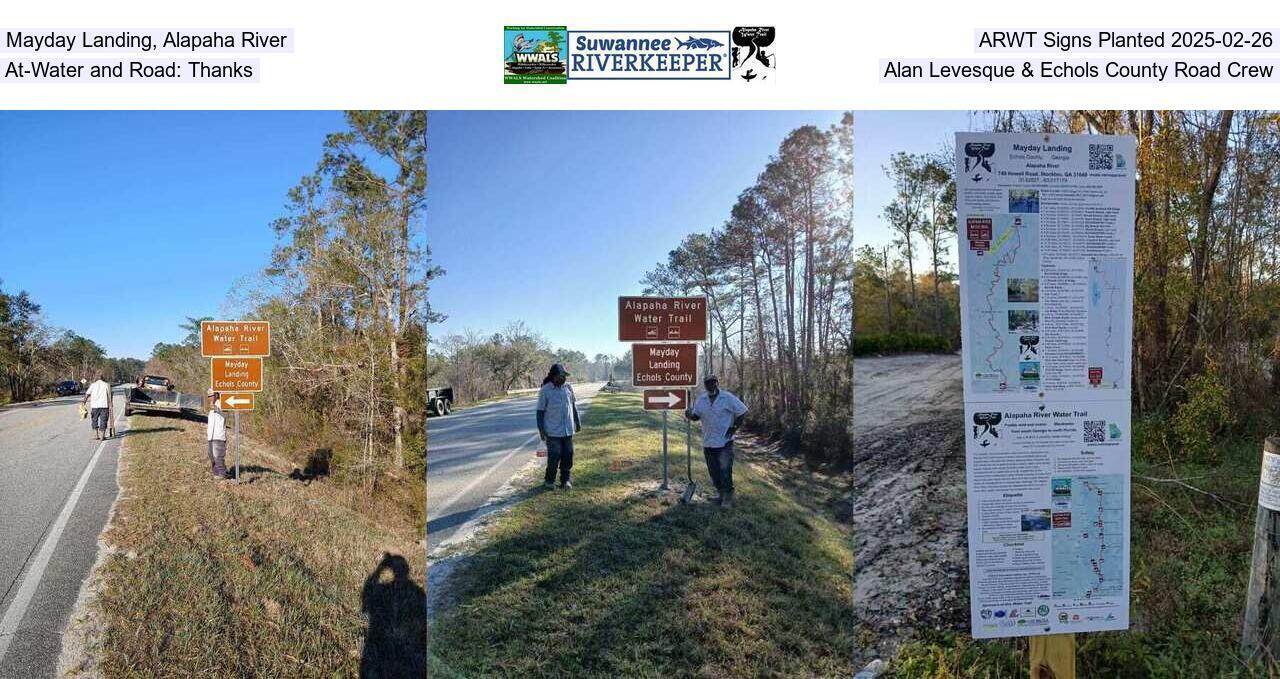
[643,388,689,411]
[618,296,707,342]
[201,320,270,357]
[211,357,264,392]
[631,343,697,387]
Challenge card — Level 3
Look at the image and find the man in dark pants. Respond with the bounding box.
[82,373,114,440]
[685,375,748,507]
[537,363,581,489]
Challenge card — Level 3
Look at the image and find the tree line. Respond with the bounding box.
[148,111,430,487]
[640,113,855,466]
[428,322,622,404]
[0,281,144,403]
[853,149,961,348]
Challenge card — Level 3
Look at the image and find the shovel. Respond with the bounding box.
[680,414,697,504]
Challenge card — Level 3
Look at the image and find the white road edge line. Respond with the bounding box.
[0,395,126,663]
[430,430,543,521]
[427,392,596,526]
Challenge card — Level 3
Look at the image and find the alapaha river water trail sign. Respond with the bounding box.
[202,320,271,482]
[956,132,1135,639]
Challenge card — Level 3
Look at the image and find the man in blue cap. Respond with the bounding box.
[536,363,580,489]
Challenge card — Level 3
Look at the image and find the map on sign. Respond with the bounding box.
[1087,257,1127,389]
[1051,474,1125,601]
[964,213,1040,393]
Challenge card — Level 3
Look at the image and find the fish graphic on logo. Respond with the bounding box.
[676,36,724,49]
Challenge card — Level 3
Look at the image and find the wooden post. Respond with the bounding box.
[1029,634,1075,679]
[1242,436,1280,660]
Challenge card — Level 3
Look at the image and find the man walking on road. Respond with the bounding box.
[206,389,228,480]
[685,375,748,508]
[81,373,113,440]
[536,363,580,489]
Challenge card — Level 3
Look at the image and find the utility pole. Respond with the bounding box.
[1243,436,1280,660]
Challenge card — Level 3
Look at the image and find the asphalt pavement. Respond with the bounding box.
[0,387,128,678]
[426,382,603,552]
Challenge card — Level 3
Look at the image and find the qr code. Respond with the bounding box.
[1083,420,1106,443]
[1089,143,1114,170]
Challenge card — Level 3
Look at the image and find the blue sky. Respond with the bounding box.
[426,110,846,359]
[0,111,346,358]
[854,110,982,254]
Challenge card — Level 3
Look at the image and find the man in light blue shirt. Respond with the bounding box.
[536,363,580,489]
[685,375,748,507]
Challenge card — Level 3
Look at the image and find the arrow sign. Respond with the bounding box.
[217,392,256,411]
[643,388,689,411]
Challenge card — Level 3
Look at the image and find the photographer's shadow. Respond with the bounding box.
[360,552,426,678]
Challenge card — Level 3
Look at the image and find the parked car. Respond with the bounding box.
[54,380,81,396]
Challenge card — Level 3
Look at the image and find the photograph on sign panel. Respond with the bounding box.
[852,110,1280,676]
[424,111,854,677]
[0,111,427,677]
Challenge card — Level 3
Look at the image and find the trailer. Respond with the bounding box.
[427,387,453,416]
[123,374,202,417]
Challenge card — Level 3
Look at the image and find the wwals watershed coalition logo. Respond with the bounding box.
[504,26,567,84]
[504,26,773,83]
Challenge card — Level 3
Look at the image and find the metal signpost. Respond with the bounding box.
[202,321,269,483]
[621,297,706,497]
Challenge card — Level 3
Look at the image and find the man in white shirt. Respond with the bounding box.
[685,375,748,507]
[536,363,581,489]
[81,373,114,440]
[207,389,228,479]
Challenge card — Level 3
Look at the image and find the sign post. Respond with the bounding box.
[621,296,706,496]
[661,411,669,491]
[955,133,1135,666]
[202,320,270,484]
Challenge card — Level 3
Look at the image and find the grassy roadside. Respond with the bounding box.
[428,391,855,677]
[887,434,1274,678]
[70,413,425,678]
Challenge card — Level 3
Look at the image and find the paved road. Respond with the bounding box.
[0,388,128,678]
[426,382,604,551]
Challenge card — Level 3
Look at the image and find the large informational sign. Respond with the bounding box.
[956,132,1135,638]
[618,296,707,342]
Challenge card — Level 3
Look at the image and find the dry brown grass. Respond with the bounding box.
[89,413,425,678]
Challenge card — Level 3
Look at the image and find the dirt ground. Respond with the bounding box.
[853,353,968,664]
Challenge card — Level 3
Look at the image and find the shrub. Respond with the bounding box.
[1171,359,1235,464]
[853,332,953,357]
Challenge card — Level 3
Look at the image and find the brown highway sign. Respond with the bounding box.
[632,343,697,387]
[211,357,264,392]
[201,320,271,357]
[217,392,256,411]
[619,296,707,342]
[643,388,689,411]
